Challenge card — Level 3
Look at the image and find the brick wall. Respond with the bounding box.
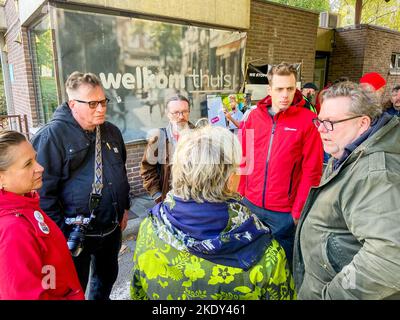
[126,141,147,197]
[328,27,367,83]
[4,0,322,198]
[129,1,321,197]
[328,25,400,101]
[363,26,400,99]
[4,0,38,128]
[247,0,319,84]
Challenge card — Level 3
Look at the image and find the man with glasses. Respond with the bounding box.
[140,94,194,204]
[293,81,400,299]
[32,71,130,300]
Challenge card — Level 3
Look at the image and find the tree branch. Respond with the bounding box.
[362,0,371,9]
[365,8,398,24]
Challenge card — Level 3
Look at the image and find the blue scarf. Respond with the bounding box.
[149,193,273,271]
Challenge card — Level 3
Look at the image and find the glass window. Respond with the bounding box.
[50,7,246,142]
[30,15,59,125]
[0,61,6,115]
[390,53,400,74]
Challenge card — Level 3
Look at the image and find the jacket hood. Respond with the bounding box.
[0,191,40,217]
[329,115,400,173]
[149,192,272,270]
[51,102,82,128]
[362,115,400,155]
[257,89,305,112]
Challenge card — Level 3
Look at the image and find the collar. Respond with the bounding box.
[149,192,272,270]
[333,113,392,170]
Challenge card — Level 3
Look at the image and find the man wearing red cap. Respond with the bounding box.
[359,72,386,98]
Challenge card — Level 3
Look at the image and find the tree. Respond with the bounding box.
[151,23,182,70]
[267,0,330,12]
[270,0,400,31]
[334,0,400,31]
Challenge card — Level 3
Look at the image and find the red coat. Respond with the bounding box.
[0,191,84,300]
[238,91,323,219]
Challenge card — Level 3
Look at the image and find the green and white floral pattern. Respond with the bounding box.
[131,217,296,300]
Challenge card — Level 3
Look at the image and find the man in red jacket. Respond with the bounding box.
[238,62,323,264]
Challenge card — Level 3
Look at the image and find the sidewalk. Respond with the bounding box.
[122,194,154,240]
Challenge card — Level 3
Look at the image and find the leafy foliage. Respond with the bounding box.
[268,0,330,12]
[334,0,400,31]
[0,64,6,115]
[270,0,400,31]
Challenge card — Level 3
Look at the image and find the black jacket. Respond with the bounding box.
[31,103,130,234]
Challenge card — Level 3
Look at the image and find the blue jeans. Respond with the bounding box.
[242,198,295,266]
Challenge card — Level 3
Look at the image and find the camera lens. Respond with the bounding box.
[67,224,86,257]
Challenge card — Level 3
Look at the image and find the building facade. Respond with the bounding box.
[328,24,400,99]
[0,0,320,197]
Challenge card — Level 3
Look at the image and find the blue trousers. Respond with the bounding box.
[242,198,295,266]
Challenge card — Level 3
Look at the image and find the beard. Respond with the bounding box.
[171,121,189,133]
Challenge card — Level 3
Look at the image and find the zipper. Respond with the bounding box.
[262,116,277,208]
[288,162,297,198]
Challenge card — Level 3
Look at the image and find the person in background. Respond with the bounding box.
[238,62,323,266]
[0,130,84,300]
[223,94,244,133]
[32,72,130,300]
[301,82,318,113]
[359,72,386,99]
[384,85,400,116]
[293,81,400,299]
[140,95,195,204]
[131,126,295,300]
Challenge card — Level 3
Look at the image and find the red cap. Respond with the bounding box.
[359,72,386,91]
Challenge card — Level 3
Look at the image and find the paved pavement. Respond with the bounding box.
[109,194,154,300]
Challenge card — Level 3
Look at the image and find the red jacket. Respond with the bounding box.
[0,191,84,300]
[238,90,323,219]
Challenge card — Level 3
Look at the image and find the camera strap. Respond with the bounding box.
[89,125,103,215]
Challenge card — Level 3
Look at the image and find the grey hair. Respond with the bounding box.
[320,81,382,121]
[171,125,241,203]
[65,71,102,97]
[165,94,190,111]
[0,130,27,171]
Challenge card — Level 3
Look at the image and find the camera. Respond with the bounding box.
[66,194,101,256]
[67,223,87,257]
[66,215,90,257]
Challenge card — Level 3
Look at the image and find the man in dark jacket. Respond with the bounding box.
[32,72,130,300]
[238,63,323,265]
[301,82,318,114]
[385,85,400,116]
[140,95,194,203]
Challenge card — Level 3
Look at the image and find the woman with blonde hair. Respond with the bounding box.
[0,130,84,300]
[131,126,295,300]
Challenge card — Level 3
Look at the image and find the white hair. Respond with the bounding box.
[171,125,241,202]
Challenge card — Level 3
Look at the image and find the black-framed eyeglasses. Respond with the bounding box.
[169,110,190,117]
[312,115,363,131]
[74,97,110,109]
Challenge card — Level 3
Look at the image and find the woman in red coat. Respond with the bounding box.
[0,130,84,300]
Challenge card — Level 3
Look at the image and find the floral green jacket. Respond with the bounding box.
[131,198,296,300]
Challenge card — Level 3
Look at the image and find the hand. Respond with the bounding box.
[223,109,233,121]
[120,209,129,231]
[154,195,162,204]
